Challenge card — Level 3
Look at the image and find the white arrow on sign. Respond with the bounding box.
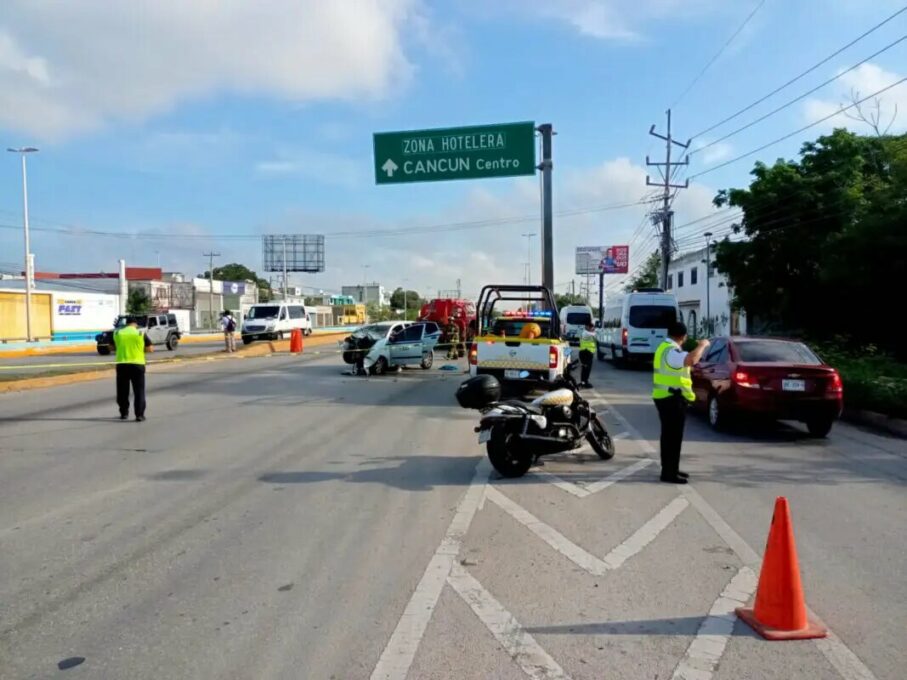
[382,159,399,177]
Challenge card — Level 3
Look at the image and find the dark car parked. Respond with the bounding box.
[691,337,843,437]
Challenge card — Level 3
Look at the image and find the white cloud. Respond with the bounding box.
[0,1,421,139]
[490,0,717,41]
[254,149,365,187]
[695,140,733,164]
[803,63,907,134]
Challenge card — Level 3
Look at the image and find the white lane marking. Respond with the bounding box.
[370,459,489,680]
[593,391,879,680]
[527,470,590,498]
[486,485,609,575]
[447,563,571,680]
[487,486,687,576]
[671,567,757,680]
[603,496,689,570]
[613,431,630,440]
[584,458,653,494]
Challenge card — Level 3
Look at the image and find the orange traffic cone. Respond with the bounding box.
[736,497,827,640]
[290,328,303,354]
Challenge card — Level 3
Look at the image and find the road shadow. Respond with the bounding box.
[526,616,759,638]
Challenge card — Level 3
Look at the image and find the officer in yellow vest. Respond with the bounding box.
[114,316,153,421]
[653,322,709,483]
[578,322,597,389]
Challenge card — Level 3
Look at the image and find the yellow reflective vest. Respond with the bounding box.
[579,330,596,353]
[652,340,694,401]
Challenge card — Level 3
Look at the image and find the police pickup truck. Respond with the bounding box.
[468,285,570,389]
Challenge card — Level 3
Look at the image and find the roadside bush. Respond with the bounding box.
[811,342,907,419]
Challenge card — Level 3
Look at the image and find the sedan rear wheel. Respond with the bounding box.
[806,417,834,438]
[708,394,727,431]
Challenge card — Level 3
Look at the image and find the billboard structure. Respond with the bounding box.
[575,245,629,275]
[262,234,325,273]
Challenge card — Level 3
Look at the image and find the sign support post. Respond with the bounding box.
[538,124,554,294]
[598,271,605,326]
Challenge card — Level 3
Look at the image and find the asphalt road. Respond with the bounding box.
[0,353,903,679]
[0,340,234,379]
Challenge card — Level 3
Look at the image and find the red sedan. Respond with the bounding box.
[691,337,843,437]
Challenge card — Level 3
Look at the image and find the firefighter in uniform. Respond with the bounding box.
[652,322,709,484]
[446,319,460,360]
[578,322,597,389]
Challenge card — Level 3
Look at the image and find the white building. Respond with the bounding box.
[667,246,746,337]
[342,283,388,306]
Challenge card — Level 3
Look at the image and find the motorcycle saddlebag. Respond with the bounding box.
[456,374,501,409]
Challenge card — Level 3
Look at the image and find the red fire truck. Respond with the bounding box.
[419,298,477,351]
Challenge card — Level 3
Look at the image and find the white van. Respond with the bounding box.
[596,290,680,365]
[559,304,594,346]
[241,302,312,344]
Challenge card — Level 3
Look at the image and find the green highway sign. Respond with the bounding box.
[373,121,536,185]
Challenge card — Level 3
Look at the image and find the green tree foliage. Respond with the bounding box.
[126,288,152,315]
[389,287,424,315]
[554,293,587,309]
[623,250,661,293]
[366,302,395,322]
[202,262,272,301]
[713,129,907,357]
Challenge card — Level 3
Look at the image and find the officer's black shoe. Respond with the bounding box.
[135,416,146,422]
[119,414,128,420]
[678,471,690,479]
[583,382,594,389]
[660,474,688,484]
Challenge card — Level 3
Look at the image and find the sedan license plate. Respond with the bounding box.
[504,369,523,379]
[782,379,806,392]
[478,429,492,444]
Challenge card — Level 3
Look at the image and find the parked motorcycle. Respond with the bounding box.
[457,362,615,478]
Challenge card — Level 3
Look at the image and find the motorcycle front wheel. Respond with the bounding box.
[586,414,615,460]
[487,425,533,478]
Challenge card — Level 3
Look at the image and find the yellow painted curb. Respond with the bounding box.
[0,332,349,393]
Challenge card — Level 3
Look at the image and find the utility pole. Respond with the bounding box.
[456,278,461,298]
[282,237,289,301]
[537,124,554,293]
[203,251,220,329]
[8,147,38,341]
[703,232,713,336]
[646,110,689,290]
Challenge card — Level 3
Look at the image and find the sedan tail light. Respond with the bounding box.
[733,370,760,389]
[549,345,559,369]
[827,371,843,394]
[621,328,628,346]
[468,344,478,366]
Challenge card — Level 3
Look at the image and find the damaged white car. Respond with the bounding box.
[341,321,441,375]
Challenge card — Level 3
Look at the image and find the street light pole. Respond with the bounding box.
[521,233,536,285]
[8,147,38,341]
[703,232,712,336]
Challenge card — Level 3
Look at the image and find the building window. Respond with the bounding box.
[667,274,673,290]
[688,309,698,333]
[678,271,684,288]
[690,266,698,285]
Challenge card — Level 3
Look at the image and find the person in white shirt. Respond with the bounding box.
[220,311,237,353]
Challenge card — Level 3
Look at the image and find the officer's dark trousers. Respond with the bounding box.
[655,394,687,477]
[579,350,594,383]
[116,364,146,418]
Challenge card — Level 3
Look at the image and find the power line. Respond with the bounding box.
[690,76,907,179]
[692,3,907,139]
[671,0,767,108]
[692,32,907,156]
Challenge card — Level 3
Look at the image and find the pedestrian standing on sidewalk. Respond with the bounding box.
[221,310,236,353]
[652,322,709,484]
[578,322,597,389]
[114,316,152,422]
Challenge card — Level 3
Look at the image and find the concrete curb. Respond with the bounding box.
[843,409,907,439]
[0,333,347,393]
[0,329,351,359]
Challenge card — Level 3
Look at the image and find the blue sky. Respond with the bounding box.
[1,0,905,298]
